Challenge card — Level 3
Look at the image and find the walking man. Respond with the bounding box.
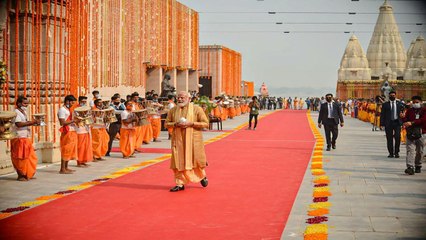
[401,96,425,175]
[380,91,403,158]
[318,93,344,151]
[166,91,209,192]
[248,96,260,130]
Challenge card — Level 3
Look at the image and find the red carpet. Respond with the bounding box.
[0,110,315,240]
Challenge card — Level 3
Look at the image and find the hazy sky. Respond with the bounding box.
[178,0,426,97]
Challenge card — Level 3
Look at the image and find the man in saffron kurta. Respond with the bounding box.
[91,99,109,161]
[58,95,78,174]
[11,96,40,181]
[166,91,209,192]
[75,96,93,167]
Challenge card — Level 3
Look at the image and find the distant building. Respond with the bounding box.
[242,81,255,97]
[198,45,242,97]
[336,0,426,100]
[260,82,269,96]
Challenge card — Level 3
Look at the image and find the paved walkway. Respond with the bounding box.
[282,112,426,240]
[0,110,271,211]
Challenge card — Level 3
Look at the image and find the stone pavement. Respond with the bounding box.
[0,110,273,211]
[282,112,426,240]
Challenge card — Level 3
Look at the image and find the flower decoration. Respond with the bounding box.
[55,190,77,195]
[313,197,329,202]
[306,216,328,224]
[0,60,7,85]
[1,206,30,213]
[20,200,48,207]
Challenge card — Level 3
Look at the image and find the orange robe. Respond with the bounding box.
[77,133,93,163]
[60,131,78,161]
[150,117,162,139]
[91,128,109,158]
[11,138,37,179]
[213,107,221,118]
[229,107,236,119]
[120,128,135,157]
[143,124,153,143]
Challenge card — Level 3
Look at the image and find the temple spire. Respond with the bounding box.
[366,0,406,79]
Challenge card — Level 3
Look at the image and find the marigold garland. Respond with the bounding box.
[306,216,328,224]
[304,233,328,240]
[36,194,64,200]
[314,183,328,187]
[0,213,13,219]
[313,191,332,198]
[92,178,110,182]
[67,185,92,191]
[313,197,329,202]
[309,202,332,209]
[20,200,48,207]
[308,208,330,216]
[55,190,77,195]
[1,206,30,213]
[311,169,326,176]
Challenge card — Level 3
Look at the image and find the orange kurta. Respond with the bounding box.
[10,138,37,179]
[120,128,135,157]
[91,128,109,158]
[60,131,78,161]
[77,133,93,163]
[150,117,161,139]
[134,126,144,149]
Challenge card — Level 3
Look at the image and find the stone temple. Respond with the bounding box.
[336,0,426,100]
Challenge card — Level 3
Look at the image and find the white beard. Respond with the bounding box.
[177,102,187,107]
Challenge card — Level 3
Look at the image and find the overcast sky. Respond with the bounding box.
[178,0,426,97]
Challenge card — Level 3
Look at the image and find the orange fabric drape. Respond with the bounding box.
[120,128,135,158]
[60,131,78,161]
[77,133,93,163]
[91,128,109,158]
[10,138,38,179]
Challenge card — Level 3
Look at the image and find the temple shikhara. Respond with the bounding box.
[336,0,426,100]
[260,82,269,96]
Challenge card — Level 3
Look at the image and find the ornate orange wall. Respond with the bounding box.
[199,45,242,97]
[0,0,198,144]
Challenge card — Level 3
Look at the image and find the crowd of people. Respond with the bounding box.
[10,88,423,186]
[320,91,425,176]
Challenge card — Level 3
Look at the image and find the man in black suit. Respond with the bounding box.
[380,91,403,158]
[318,93,344,151]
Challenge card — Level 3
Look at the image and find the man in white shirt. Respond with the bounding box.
[10,96,40,181]
[89,90,100,108]
[58,95,78,174]
[75,96,93,167]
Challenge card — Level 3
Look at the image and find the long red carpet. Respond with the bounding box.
[0,110,315,240]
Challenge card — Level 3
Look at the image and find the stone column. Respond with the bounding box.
[146,67,162,94]
[176,69,189,93]
[188,70,198,92]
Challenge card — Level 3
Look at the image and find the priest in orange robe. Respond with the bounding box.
[166,91,209,192]
[75,96,93,167]
[91,99,109,161]
[10,96,40,181]
[120,101,136,158]
[58,95,78,174]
